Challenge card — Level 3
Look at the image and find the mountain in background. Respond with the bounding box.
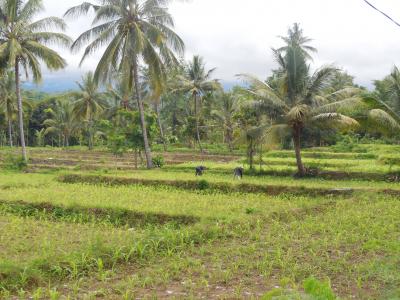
[22,74,81,93]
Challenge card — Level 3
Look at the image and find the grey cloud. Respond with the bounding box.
[34,0,400,91]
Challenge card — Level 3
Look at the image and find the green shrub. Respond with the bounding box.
[378,155,400,166]
[2,154,27,171]
[303,277,337,300]
[331,135,366,153]
[152,155,165,168]
[197,179,210,190]
[245,208,256,214]
[262,277,337,300]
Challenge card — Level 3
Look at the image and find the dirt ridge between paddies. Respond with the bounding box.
[167,166,400,182]
[57,174,400,196]
[57,174,361,196]
[0,200,199,228]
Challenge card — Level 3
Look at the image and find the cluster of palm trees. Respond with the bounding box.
[239,24,400,175]
[0,1,399,173]
[0,0,187,168]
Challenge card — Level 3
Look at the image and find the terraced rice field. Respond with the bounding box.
[0,144,399,299]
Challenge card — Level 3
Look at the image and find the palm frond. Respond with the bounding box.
[312,113,359,131]
[64,2,100,18]
[28,17,67,31]
[367,108,400,135]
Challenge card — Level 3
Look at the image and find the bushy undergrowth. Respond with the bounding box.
[1,153,27,171]
[151,154,165,168]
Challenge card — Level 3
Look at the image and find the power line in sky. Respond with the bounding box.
[363,0,400,28]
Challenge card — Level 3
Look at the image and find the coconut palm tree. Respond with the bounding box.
[107,74,135,112]
[239,24,360,176]
[276,22,317,60]
[211,92,240,152]
[44,99,79,147]
[65,0,185,168]
[383,66,400,114]
[240,24,400,176]
[71,72,106,150]
[0,0,72,161]
[173,55,221,152]
[0,71,17,146]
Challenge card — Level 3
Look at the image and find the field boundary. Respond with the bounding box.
[57,174,400,197]
[57,174,362,196]
[0,200,199,227]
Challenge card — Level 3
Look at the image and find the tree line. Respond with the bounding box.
[0,0,399,175]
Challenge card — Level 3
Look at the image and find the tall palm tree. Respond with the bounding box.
[211,92,240,152]
[239,24,359,176]
[65,0,185,169]
[276,23,317,60]
[241,24,400,176]
[44,99,79,147]
[385,66,400,114]
[71,72,106,150]
[0,71,17,147]
[0,0,72,161]
[173,55,221,152]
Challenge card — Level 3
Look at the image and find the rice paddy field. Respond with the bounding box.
[0,144,399,299]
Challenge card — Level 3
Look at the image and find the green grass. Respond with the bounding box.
[68,168,400,191]
[0,143,399,298]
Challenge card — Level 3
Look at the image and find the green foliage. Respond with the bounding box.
[100,120,127,156]
[101,110,158,156]
[378,155,400,166]
[2,153,28,171]
[196,179,210,190]
[303,277,337,300]
[245,207,256,214]
[261,277,337,300]
[152,155,165,168]
[331,135,366,153]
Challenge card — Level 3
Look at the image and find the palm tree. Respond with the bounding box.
[44,99,79,147]
[384,66,400,114]
[173,55,221,152]
[276,23,317,60]
[71,72,106,150]
[143,66,176,152]
[107,74,135,112]
[239,24,360,176]
[65,0,185,169]
[211,92,240,152]
[0,71,17,147]
[0,0,72,161]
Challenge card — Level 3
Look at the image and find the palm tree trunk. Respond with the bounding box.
[155,102,167,151]
[132,60,153,169]
[226,122,233,153]
[293,124,306,176]
[248,138,254,170]
[8,119,13,147]
[15,61,27,161]
[87,118,93,150]
[194,92,203,153]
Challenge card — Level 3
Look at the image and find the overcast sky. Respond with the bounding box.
[32,0,400,91]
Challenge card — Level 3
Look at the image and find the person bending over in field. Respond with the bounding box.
[233,167,244,180]
[195,166,207,176]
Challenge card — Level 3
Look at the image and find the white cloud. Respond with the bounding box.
[39,0,400,90]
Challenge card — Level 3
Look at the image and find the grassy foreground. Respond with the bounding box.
[0,145,399,299]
